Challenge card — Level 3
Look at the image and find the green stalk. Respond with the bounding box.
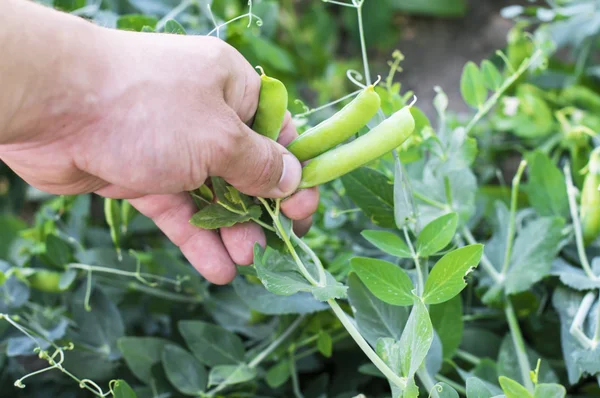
[505,301,534,392]
[501,160,527,276]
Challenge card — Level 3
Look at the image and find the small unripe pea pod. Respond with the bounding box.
[251,67,288,141]
[27,270,68,293]
[581,147,600,245]
[287,85,381,161]
[299,104,416,189]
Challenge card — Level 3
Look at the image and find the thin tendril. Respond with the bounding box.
[346,69,367,89]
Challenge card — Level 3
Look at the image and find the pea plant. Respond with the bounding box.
[2,0,600,397]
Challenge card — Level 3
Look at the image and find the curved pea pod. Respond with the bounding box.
[581,148,600,245]
[251,69,288,141]
[287,86,381,161]
[27,270,68,293]
[299,106,415,188]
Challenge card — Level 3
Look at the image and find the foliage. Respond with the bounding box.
[2,0,600,397]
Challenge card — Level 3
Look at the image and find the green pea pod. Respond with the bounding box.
[252,68,288,141]
[104,198,122,256]
[562,85,600,113]
[287,85,381,161]
[27,270,66,293]
[299,106,415,188]
[581,147,600,245]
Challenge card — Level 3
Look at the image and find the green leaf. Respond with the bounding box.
[0,215,26,260]
[117,14,158,31]
[499,376,533,398]
[524,151,569,218]
[347,273,409,346]
[361,230,412,258]
[504,217,564,295]
[416,212,458,257]
[480,60,503,91]
[430,295,463,359]
[350,257,414,306]
[430,382,459,398]
[190,204,261,229]
[317,331,333,358]
[341,167,395,228]
[398,297,434,378]
[266,361,290,388]
[118,337,169,383]
[232,277,328,315]
[179,321,245,366]
[208,364,257,387]
[112,380,137,398]
[45,234,71,268]
[422,244,483,305]
[59,269,77,290]
[460,62,488,108]
[164,19,186,34]
[391,0,466,17]
[497,335,558,385]
[162,344,207,395]
[466,377,493,398]
[533,383,566,398]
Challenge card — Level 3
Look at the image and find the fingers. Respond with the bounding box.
[211,119,302,199]
[277,112,298,147]
[95,184,145,199]
[293,216,313,237]
[128,193,236,285]
[281,187,320,220]
[220,222,266,266]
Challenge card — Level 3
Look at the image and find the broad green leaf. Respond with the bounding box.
[404,378,419,398]
[45,234,71,268]
[351,257,414,306]
[208,364,257,387]
[430,295,463,359]
[59,269,77,290]
[430,382,459,398]
[498,376,533,398]
[53,0,85,12]
[423,244,483,305]
[162,344,207,395]
[460,62,487,108]
[347,273,409,346]
[524,151,569,218]
[341,167,395,228]
[398,297,433,378]
[190,204,261,229]
[117,14,158,31]
[361,230,412,258]
[376,337,400,374]
[466,377,493,398]
[550,258,600,290]
[112,380,137,398]
[232,277,328,315]
[164,19,186,34]
[533,383,566,398]
[317,331,333,358]
[266,361,290,388]
[179,321,245,366]
[118,337,169,383]
[505,217,564,294]
[480,60,503,91]
[416,212,458,257]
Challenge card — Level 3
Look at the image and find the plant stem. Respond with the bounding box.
[291,233,327,286]
[416,367,436,394]
[501,160,527,276]
[328,299,407,390]
[413,191,448,210]
[403,227,424,296]
[436,374,467,395]
[461,227,503,283]
[289,350,304,398]
[455,349,481,366]
[249,316,305,368]
[564,163,597,279]
[505,301,534,392]
[95,276,203,304]
[355,1,371,86]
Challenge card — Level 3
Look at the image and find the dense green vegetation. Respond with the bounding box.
[3,0,600,397]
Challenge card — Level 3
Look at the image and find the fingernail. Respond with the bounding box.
[277,153,302,196]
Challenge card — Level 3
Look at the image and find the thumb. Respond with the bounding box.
[210,120,302,198]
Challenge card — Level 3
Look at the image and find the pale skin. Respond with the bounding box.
[0,0,319,284]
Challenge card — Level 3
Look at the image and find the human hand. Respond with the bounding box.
[0,8,318,284]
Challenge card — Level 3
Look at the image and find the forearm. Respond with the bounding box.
[0,0,106,145]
